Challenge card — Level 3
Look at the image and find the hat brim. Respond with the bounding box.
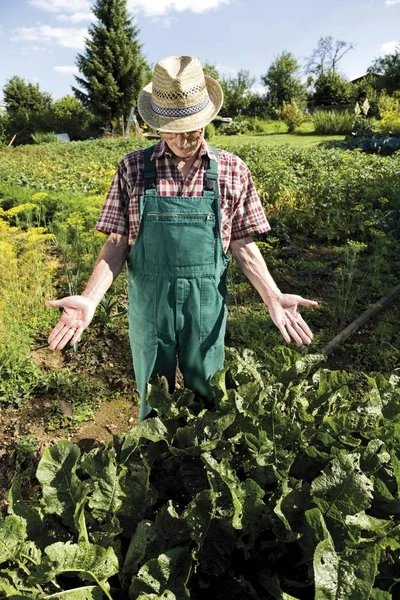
[137,75,223,133]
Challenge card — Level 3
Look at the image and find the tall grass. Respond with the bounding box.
[313,110,355,135]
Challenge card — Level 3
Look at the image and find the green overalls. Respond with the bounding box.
[127,145,229,421]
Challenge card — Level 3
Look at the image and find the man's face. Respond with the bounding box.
[162,129,204,159]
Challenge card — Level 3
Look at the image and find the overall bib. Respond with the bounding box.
[127,145,229,421]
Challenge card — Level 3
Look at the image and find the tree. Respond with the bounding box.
[51,95,98,140]
[73,0,149,131]
[202,62,220,81]
[220,70,256,117]
[261,51,307,113]
[306,36,355,76]
[312,70,352,107]
[3,76,53,144]
[368,45,400,95]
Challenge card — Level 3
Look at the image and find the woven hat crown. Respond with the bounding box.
[151,56,208,111]
[137,55,223,133]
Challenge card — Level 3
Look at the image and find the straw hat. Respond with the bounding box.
[137,56,223,133]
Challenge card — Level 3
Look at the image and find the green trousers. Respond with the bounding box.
[127,146,229,421]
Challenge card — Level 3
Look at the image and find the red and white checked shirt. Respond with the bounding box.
[96,139,270,253]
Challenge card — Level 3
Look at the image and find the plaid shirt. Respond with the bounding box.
[96,139,270,253]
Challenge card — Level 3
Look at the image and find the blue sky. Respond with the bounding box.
[0,0,399,103]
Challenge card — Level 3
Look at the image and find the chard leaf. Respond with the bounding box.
[46,586,105,598]
[36,441,85,527]
[8,475,45,543]
[360,440,390,475]
[314,537,378,600]
[82,446,123,523]
[183,489,215,546]
[30,541,118,585]
[136,594,176,600]
[117,456,157,536]
[370,590,392,600]
[122,520,157,586]
[311,452,373,518]
[129,547,191,599]
[0,515,27,565]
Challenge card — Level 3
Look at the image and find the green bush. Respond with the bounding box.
[375,92,400,135]
[204,121,216,140]
[31,131,62,144]
[313,109,355,135]
[280,100,305,133]
[223,118,251,135]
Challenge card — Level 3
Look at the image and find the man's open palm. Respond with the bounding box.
[46,295,97,350]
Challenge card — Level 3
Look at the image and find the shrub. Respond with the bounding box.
[31,131,62,144]
[280,100,305,132]
[313,109,355,135]
[204,122,216,140]
[375,92,400,136]
[223,118,250,135]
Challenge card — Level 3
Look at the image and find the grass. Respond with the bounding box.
[211,119,345,148]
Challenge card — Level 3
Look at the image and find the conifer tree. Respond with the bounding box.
[73,0,149,131]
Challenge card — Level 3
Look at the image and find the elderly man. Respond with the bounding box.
[46,55,317,420]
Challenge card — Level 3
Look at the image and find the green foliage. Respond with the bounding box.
[31,132,61,144]
[73,0,149,127]
[368,45,400,95]
[312,69,352,107]
[223,118,251,135]
[219,70,256,118]
[204,122,216,140]
[280,101,305,132]
[3,76,53,145]
[313,109,355,134]
[261,51,307,113]
[375,92,400,136]
[3,350,400,597]
[51,95,99,140]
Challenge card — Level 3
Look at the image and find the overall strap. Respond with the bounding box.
[203,145,219,197]
[143,145,157,193]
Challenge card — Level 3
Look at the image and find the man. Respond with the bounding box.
[46,55,317,420]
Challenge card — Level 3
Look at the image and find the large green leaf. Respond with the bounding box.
[0,515,27,565]
[129,547,191,599]
[36,441,86,528]
[30,541,118,585]
[8,475,46,544]
[314,537,378,599]
[82,446,123,523]
[311,452,373,518]
[46,586,105,598]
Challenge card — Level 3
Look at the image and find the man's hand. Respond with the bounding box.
[268,293,318,345]
[45,295,97,350]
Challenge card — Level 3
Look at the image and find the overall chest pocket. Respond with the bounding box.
[143,212,216,267]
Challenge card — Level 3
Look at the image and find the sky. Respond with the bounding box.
[0,0,399,104]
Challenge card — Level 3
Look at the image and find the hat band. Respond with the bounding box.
[150,96,210,118]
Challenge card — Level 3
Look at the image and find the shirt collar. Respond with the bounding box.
[151,138,217,162]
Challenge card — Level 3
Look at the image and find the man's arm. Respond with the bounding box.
[46,233,129,350]
[230,237,318,345]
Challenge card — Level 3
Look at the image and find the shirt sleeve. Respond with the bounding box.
[96,161,130,237]
[230,161,270,240]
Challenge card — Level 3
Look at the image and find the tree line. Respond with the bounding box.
[1,0,399,145]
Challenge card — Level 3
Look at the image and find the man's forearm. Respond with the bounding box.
[230,237,281,307]
[82,234,130,306]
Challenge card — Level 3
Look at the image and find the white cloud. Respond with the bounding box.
[381,40,400,54]
[127,0,230,17]
[385,0,400,4]
[11,25,87,48]
[27,0,91,13]
[57,12,93,23]
[54,65,79,74]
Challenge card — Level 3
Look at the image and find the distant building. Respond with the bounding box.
[349,73,382,85]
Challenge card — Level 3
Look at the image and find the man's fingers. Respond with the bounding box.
[70,327,83,346]
[46,299,65,309]
[298,298,319,308]
[49,324,77,350]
